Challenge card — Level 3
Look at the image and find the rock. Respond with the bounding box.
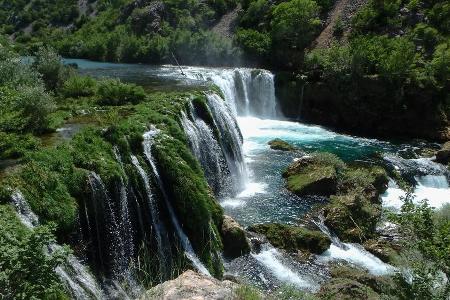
[435,141,450,164]
[363,239,399,263]
[140,270,237,300]
[268,138,295,151]
[247,223,331,254]
[221,215,250,258]
[318,278,380,300]
[323,193,381,243]
[321,265,401,299]
[283,155,338,196]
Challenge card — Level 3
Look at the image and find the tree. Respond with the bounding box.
[271,0,321,50]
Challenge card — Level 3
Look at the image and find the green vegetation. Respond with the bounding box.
[268,138,295,151]
[283,152,388,242]
[248,223,331,254]
[0,205,69,299]
[390,200,450,298]
[0,44,226,297]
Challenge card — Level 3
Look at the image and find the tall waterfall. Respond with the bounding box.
[87,173,127,278]
[183,68,278,118]
[10,191,105,300]
[130,155,170,279]
[142,129,211,276]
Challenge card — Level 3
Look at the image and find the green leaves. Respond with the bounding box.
[0,205,69,299]
[271,0,320,50]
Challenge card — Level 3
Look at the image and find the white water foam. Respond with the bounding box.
[382,175,450,210]
[252,248,317,290]
[318,244,395,276]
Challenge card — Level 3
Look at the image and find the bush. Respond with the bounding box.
[0,205,68,299]
[0,132,41,159]
[33,46,71,90]
[61,75,97,98]
[271,0,321,50]
[235,29,271,58]
[97,79,146,105]
[0,85,56,134]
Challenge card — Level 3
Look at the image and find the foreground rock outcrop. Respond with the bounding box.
[140,270,237,300]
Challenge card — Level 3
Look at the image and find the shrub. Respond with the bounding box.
[271,0,321,50]
[0,132,41,159]
[33,46,71,90]
[61,75,97,98]
[97,79,146,105]
[235,29,271,58]
[0,205,68,299]
[0,85,56,134]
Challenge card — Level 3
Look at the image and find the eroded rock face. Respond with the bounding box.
[247,223,331,254]
[140,270,237,300]
[221,215,250,258]
[435,141,450,164]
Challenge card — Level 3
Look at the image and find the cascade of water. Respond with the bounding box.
[180,110,229,195]
[87,173,127,277]
[113,147,135,262]
[142,129,211,276]
[130,155,169,279]
[206,93,248,192]
[313,216,395,276]
[251,244,318,290]
[10,191,105,300]
[183,68,278,118]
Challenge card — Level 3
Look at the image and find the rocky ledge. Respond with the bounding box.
[140,270,237,300]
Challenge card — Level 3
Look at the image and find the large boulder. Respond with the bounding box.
[283,155,340,196]
[221,215,250,258]
[268,138,295,151]
[435,141,450,164]
[247,223,331,254]
[323,193,382,242]
[140,270,237,300]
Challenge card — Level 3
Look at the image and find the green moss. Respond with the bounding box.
[248,223,331,254]
[268,138,295,151]
[0,132,41,159]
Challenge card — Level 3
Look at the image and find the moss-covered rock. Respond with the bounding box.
[318,277,380,300]
[319,265,402,300]
[435,141,450,164]
[363,239,399,263]
[220,215,250,258]
[268,138,295,151]
[283,156,339,196]
[247,223,331,254]
[323,192,382,242]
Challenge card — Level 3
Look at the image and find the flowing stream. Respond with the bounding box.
[68,59,450,292]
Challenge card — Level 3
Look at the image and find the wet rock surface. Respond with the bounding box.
[221,215,251,258]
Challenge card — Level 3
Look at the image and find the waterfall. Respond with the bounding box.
[183,68,278,118]
[141,129,211,276]
[313,216,395,276]
[87,172,127,278]
[206,93,248,192]
[113,147,135,262]
[10,191,105,300]
[180,110,229,195]
[130,155,170,279]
